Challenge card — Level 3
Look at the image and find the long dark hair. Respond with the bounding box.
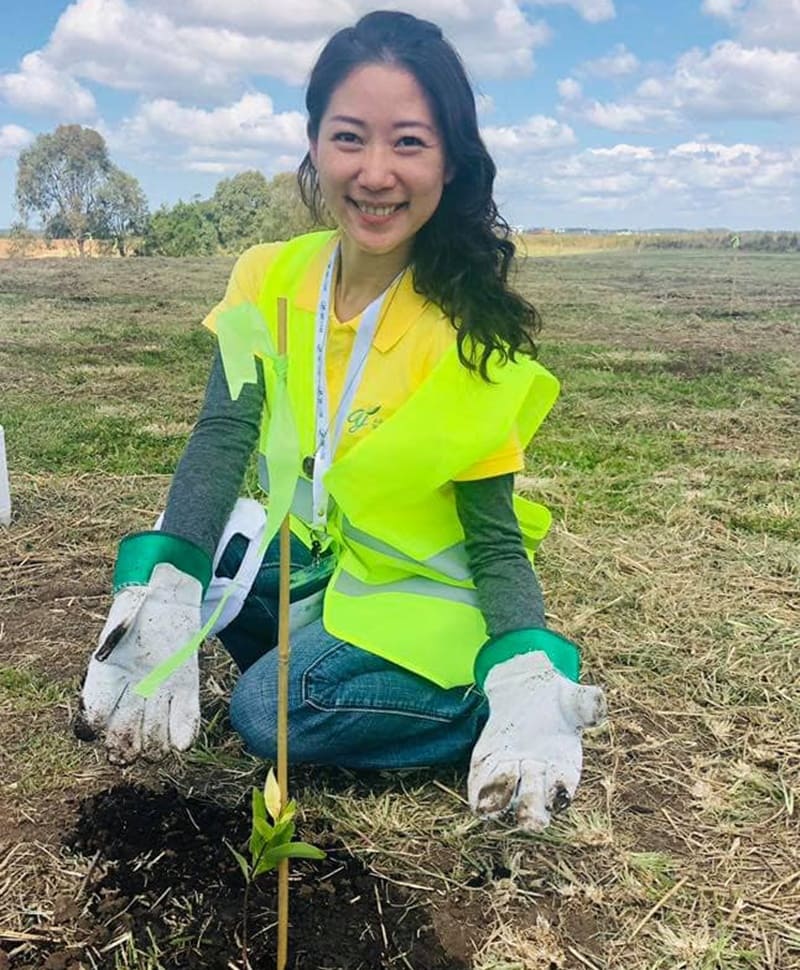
[297,10,541,380]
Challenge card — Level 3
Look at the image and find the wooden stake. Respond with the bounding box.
[276,296,290,970]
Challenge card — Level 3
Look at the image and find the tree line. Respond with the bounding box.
[12,124,317,256]
[12,125,800,257]
[637,231,800,253]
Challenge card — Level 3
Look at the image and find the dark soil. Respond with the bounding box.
[11,784,466,970]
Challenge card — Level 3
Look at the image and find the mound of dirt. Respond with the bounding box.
[12,784,465,970]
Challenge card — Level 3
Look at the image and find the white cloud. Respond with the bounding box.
[476,93,496,116]
[482,115,576,153]
[118,93,307,152]
[0,124,35,158]
[669,42,800,119]
[108,93,309,178]
[703,1,800,50]
[737,0,800,48]
[582,100,672,130]
[185,160,239,174]
[0,51,96,120]
[558,77,583,101]
[496,138,799,227]
[582,43,639,77]
[444,3,551,78]
[589,144,655,160]
[10,0,557,106]
[45,0,323,96]
[665,140,791,193]
[173,142,308,178]
[702,0,747,18]
[569,41,800,129]
[532,0,615,22]
[139,0,351,35]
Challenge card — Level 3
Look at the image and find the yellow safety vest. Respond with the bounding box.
[255,231,560,688]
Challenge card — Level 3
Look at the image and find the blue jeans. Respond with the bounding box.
[215,534,488,769]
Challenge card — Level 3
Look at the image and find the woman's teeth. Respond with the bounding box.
[355,202,402,216]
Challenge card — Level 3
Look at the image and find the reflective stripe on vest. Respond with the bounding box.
[333,570,479,607]
[339,515,472,583]
[262,454,472,583]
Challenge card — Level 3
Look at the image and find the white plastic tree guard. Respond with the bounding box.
[0,426,10,526]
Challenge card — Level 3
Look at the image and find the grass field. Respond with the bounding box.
[1,248,798,969]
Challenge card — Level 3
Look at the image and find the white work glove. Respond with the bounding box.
[468,651,606,832]
[75,563,202,764]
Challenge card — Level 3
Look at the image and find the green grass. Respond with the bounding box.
[0,666,72,712]
[2,397,191,473]
[1,248,798,970]
[0,667,90,796]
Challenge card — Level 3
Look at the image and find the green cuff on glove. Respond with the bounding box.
[112,531,213,595]
[474,628,581,688]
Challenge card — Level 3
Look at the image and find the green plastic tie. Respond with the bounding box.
[135,302,302,698]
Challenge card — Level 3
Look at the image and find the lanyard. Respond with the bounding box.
[309,244,400,542]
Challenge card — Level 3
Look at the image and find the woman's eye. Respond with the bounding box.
[333,131,361,144]
[397,136,425,148]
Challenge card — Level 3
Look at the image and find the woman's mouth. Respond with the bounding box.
[348,198,408,219]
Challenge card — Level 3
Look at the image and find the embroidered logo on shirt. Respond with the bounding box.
[347,405,382,433]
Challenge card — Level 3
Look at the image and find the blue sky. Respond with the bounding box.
[1,0,798,230]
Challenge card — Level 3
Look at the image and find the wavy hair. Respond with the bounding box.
[297,10,541,380]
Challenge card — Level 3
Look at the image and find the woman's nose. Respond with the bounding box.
[357,146,397,191]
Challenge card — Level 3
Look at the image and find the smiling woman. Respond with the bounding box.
[76,9,605,837]
[308,62,450,320]
[297,11,540,377]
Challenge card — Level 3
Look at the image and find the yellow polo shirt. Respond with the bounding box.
[203,237,523,481]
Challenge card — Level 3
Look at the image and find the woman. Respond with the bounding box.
[77,10,605,833]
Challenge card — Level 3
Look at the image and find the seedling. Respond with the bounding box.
[220,296,324,970]
[229,768,325,969]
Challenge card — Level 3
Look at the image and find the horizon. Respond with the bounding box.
[3,223,799,237]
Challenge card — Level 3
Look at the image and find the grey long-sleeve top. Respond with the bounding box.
[162,348,546,637]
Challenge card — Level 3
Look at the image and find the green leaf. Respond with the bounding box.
[249,829,266,866]
[260,842,326,869]
[253,816,275,841]
[270,819,296,847]
[252,785,266,823]
[285,841,326,860]
[227,845,251,883]
[253,856,279,877]
[264,768,282,823]
[254,841,325,878]
[249,786,268,859]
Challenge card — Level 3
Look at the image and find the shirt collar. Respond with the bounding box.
[293,233,430,353]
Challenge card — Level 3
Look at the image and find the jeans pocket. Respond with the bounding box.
[301,641,481,724]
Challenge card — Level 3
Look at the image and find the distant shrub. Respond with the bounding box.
[139,171,317,256]
[6,221,38,257]
[639,231,800,253]
[142,200,220,257]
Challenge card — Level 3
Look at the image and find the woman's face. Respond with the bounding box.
[310,63,450,259]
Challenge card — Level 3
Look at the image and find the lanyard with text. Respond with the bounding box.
[308,244,401,553]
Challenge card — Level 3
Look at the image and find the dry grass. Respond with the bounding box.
[516,233,641,258]
[0,233,633,262]
[0,249,798,968]
[0,238,121,259]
